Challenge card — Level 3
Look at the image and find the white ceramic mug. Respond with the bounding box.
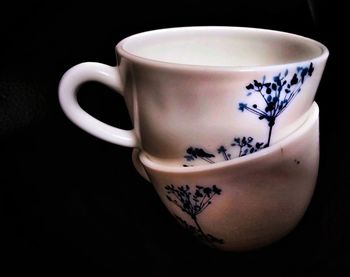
[59,26,328,166]
[133,102,320,251]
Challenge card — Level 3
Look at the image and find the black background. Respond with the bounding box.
[2,1,349,276]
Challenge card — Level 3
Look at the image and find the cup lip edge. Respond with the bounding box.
[138,102,319,173]
[116,26,329,72]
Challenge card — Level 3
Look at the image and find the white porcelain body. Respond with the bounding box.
[59,27,328,166]
[134,102,320,251]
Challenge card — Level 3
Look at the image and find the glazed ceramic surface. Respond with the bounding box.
[134,102,320,251]
[59,27,328,166]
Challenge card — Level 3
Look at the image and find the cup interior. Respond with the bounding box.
[118,27,327,67]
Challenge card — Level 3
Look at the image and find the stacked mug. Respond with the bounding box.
[59,27,328,251]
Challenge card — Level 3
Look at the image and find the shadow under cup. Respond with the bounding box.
[133,102,320,251]
[59,27,328,167]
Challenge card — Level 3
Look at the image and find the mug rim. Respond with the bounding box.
[116,26,329,71]
[138,102,319,173]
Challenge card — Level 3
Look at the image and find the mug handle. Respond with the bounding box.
[59,62,139,147]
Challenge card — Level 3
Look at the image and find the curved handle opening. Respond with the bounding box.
[77,81,133,130]
[59,62,139,148]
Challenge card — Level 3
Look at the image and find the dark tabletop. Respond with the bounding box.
[2,1,349,276]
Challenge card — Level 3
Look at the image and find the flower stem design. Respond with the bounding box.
[231,136,264,157]
[217,146,231,160]
[165,184,223,245]
[239,63,314,146]
[183,136,264,166]
[184,147,215,163]
[182,64,315,166]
